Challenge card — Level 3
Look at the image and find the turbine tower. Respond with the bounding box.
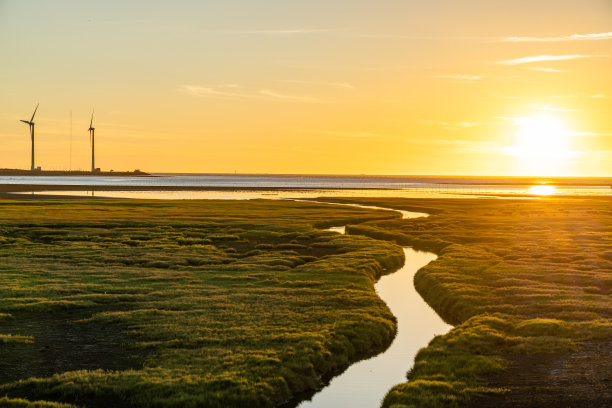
[88,110,95,172]
[20,104,39,171]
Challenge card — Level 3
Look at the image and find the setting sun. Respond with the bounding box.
[502,114,579,176]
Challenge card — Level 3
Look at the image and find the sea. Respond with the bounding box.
[2,174,611,200]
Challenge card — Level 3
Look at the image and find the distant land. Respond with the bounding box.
[0,168,150,177]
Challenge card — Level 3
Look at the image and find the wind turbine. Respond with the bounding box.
[88,110,96,172]
[20,103,39,171]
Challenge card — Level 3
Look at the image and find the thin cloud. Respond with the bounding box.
[531,104,575,112]
[530,67,565,73]
[571,131,612,137]
[406,138,499,154]
[491,93,577,100]
[434,75,482,80]
[232,29,328,35]
[420,120,483,131]
[505,32,612,42]
[493,93,605,100]
[79,19,155,26]
[259,89,331,103]
[318,130,383,138]
[180,85,261,100]
[279,79,354,89]
[497,116,525,124]
[181,84,332,103]
[497,117,612,139]
[497,54,601,65]
[347,33,489,41]
[501,145,582,159]
[350,33,422,39]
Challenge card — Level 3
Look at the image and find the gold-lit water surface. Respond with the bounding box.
[528,185,557,195]
[12,185,611,200]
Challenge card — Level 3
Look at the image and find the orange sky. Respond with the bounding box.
[1,1,611,176]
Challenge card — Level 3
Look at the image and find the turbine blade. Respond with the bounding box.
[90,110,94,129]
[20,120,30,124]
[30,103,39,122]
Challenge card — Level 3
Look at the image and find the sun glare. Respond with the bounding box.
[502,114,577,176]
[528,185,556,195]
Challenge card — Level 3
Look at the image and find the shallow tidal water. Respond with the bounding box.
[4,174,611,200]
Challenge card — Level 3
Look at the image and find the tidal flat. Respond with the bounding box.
[0,199,404,407]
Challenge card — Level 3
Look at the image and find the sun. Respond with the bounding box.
[502,114,578,176]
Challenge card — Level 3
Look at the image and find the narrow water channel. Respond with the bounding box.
[296,205,451,408]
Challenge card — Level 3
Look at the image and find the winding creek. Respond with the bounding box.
[297,204,452,408]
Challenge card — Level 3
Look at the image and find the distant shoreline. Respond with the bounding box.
[0,170,610,187]
[0,169,151,177]
[0,184,384,193]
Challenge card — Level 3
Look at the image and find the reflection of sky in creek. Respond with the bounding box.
[296,248,450,408]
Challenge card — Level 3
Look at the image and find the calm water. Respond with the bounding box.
[0,174,451,188]
[296,248,447,408]
[4,174,611,199]
[295,206,450,408]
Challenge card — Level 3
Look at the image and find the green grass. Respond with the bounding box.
[0,396,76,408]
[4,196,610,407]
[0,199,404,407]
[329,196,612,407]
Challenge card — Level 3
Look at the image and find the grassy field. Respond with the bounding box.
[325,196,612,408]
[3,196,610,408]
[0,199,405,407]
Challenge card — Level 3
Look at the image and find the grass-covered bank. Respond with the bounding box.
[0,199,405,407]
[331,196,612,407]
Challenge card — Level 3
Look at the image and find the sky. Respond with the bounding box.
[1,0,611,176]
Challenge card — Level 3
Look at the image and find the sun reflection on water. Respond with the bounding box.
[528,185,556,195]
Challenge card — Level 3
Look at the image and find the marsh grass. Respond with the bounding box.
[335,197,612,407]
[0,199,403,407]
[0,396,76,408]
